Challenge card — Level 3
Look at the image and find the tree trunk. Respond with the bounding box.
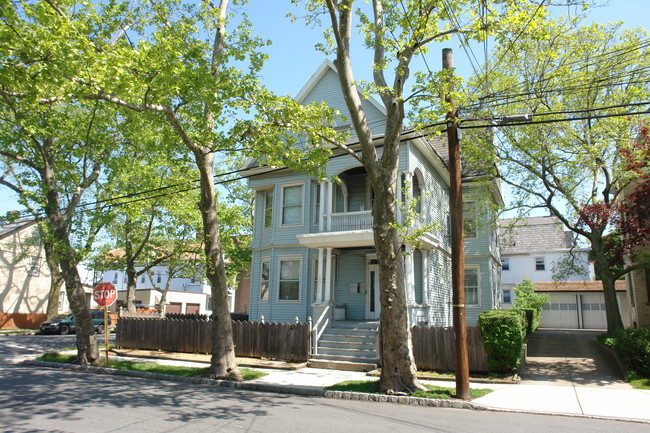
[371,153,423,394]
[42,234,65,320]
[125,220,137,313]
[591,237,624,334]
[194,149,241,380]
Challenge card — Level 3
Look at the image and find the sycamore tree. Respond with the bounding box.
[0,0,127,362]
[43,0,341,379]
[293,0,560,394]
[464,18,650,334]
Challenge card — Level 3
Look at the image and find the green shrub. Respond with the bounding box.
[479,309,525,374]
[611,327,650,378]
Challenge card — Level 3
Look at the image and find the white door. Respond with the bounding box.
[366,263,380,320]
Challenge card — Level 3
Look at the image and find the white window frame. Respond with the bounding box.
[277,257,302,302]
[463,202,478,239]
[503,289,511,304]
[260,259,270,302]
[263,188,274,229]
[28,257,41,276]
[535,257,546,271]
[501,258,510,271]
[464,265,480,307]
[280,182,304,226]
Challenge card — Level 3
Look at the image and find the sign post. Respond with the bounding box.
[93,282,117,365]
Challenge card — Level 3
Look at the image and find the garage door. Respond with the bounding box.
[541,293,579,328]
[165,302,182,314]
[581,294,607,329]
[186,303,200,314]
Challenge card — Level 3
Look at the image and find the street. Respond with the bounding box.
[1,334,648,433]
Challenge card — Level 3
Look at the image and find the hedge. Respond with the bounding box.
[478,309,526,374]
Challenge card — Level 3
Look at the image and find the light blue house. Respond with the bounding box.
[241,61,502,349]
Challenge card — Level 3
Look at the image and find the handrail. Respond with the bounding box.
[311,304,331,355]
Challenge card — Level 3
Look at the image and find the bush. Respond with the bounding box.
[519,308,541,335]
[479,309,526,374]
[610,328,650,378]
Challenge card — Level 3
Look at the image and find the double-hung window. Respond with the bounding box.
[535,257,546,271]
[264,189,274,229]
[281,184,304,226]
[279,258,301,301]
[464,266,480,306]
[260,260,270,302]
[502,258,510,271]
[463,202,477,238]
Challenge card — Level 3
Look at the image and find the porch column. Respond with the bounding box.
[326,180,332,232]
[324,247,333,303]
[405,243,415,304]
[319,181,326,232]
[422,250,429,306]
[316,248,324,303]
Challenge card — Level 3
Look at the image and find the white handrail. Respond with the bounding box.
[311,305,331,355]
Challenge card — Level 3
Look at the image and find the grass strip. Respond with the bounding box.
[37,351,265,381]
[325,379,492,399]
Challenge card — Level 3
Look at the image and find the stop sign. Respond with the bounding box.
[93,282,117,307]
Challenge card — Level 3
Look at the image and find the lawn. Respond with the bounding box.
[325,380,492,399]
[37,351,266,380]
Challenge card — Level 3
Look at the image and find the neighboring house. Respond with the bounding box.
[241,60,502,331]
[621,179,650,328]
[535,281,629,329]
[102,265,250,316]
[0,219,69,328]
[499,216,630,329]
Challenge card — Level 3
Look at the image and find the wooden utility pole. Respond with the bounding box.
[443,48,471,400]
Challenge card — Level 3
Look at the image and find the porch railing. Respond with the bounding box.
[311,304,331,355]
[327,210,373,232]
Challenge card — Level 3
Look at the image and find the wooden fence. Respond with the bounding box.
[115,317,311,362]
[411,325,488,372]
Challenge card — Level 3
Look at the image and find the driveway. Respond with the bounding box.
[521,329,630,389]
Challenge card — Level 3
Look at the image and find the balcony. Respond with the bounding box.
[327,210,373,232]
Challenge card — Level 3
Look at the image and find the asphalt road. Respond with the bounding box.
[1,334,647,433]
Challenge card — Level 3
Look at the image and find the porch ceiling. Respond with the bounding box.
[297,230,375,249]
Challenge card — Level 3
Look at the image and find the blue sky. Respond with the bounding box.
[0,0,647,216]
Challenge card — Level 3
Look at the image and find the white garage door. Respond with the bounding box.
[541,293,579,328]
[581,294,607,329]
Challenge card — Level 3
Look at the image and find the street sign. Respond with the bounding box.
[93,282,117,307]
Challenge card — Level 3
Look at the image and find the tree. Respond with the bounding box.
[295,0,550,394]
[512,277,550,311]
[464,18,650,334]
[63,0,339,379]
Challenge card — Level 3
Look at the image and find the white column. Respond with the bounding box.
[326,180,332,232]
[316,248,324,303]
[405,243,415,304]
[422,250,429,306]
[319,181,325,232]
[325,247,333,303]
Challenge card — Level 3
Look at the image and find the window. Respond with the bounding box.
[260,260,270,302]
[464,267,479,306]
[28,257,41,276]
[156,272,162,284]
[264,189,273,229]
[281,184,303,225]
[313,182,321,225]
[58,292,65,312]
[535,257,546,271]
[463,202,477,238]
[113,272,118,284]
[501,258,510,271]
[141,274,145,283]
[503,289,511,304]
[278,258,301,301]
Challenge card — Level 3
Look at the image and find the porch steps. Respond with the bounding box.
[308,321,379,372]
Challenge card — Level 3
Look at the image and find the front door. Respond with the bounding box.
[366,263,380,320]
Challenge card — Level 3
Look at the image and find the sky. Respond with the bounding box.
[0,0,648,217]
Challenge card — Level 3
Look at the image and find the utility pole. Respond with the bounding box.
[443,48,471,400]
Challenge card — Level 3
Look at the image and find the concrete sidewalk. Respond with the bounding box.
[79,351,650,423]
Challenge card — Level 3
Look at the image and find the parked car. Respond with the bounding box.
[39,310,111,335]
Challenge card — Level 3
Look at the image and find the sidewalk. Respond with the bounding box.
[33,348,650,424]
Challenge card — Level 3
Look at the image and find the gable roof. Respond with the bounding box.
[0,219,36,241]
[499,216,577,254]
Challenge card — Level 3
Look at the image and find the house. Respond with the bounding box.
[621,178,650,328]
[102,265,250,316]
[241,60,502,334]
[499,216,630,329]
[0,219,68,328]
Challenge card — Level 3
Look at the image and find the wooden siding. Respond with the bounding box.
[115,317,310,362]
[333,250,369,321]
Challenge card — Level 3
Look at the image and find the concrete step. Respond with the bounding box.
[308,358,378,372]
[317,340,377,350]
[317,346,377,359]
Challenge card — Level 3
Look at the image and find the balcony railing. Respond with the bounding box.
[327,210,373,232]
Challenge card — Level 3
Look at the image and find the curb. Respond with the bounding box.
[23,360,478,408]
